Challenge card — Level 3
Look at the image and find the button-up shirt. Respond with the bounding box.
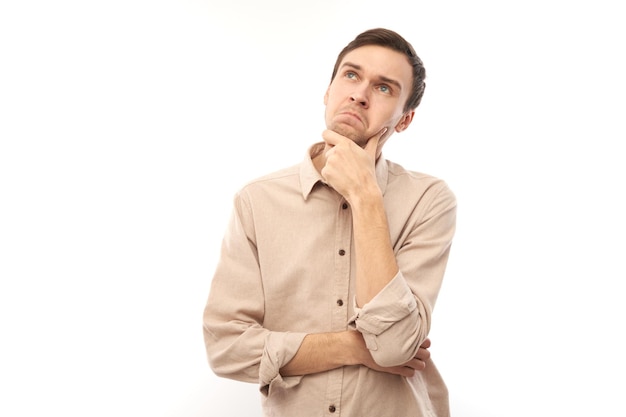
[203,142,457,416]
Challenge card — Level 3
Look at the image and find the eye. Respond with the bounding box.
[379,84,392,94]
[345,71,357,80]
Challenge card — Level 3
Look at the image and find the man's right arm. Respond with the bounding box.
[280,330,431,378]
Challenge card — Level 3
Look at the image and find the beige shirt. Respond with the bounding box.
[203,143,456,417]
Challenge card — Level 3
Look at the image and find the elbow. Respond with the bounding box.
[203,326,259,383]
[368,335,421,367]
[206,348,230,378]
[360,314,429,367]
[206,346,259,383]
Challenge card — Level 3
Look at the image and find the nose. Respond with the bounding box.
[349,85,369,108]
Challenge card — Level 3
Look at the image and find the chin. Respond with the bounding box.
[331,125,367,147]
[348,135,369,148]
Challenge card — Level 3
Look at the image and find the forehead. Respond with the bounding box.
[339,45,413,88]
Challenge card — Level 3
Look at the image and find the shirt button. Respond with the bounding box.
[329,405,336,413]
[338,249,345,256]
[342,203,348,209]
[336,299,344,306]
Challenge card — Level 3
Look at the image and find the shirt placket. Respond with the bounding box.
[323,197,352,416]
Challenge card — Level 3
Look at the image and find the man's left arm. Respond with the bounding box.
[349,182,456,367]
[320,129,456,367]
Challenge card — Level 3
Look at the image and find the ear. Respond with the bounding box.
[394,111,415,133]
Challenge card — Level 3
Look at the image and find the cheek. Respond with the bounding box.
[325,89,342,107]
[324,96,343,121]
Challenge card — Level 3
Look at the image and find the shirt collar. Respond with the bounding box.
[299,142,389,200]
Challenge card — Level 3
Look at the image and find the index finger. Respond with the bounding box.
[321,129,350,147]
[364,127,388,159]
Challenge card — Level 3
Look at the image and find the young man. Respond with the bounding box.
[203,28,456,416]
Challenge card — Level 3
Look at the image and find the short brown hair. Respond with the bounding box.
[330,28,426,112]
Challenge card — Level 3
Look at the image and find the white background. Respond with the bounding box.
[1,0,625,416]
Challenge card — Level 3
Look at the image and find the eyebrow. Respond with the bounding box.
[340,61,403,92]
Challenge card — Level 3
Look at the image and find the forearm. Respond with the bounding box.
[280,329,430,378]
[349,183,456,367]
[350,189,399,306]
[280,331,361,376]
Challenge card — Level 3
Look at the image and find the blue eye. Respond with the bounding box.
[379,85,391,94]
[346,71,357,79]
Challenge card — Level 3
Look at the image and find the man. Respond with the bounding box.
[203,28,456,416]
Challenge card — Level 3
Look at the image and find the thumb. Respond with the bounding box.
[364,127,387,159]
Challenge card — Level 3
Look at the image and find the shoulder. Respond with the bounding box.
[244,164,300,187]
[386,160,452,190]
[244,164,300,183]
[234,163,301,202]
[385,159,456,207]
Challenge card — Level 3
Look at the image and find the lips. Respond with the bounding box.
[337,109,365,125]
[342,112,362,122]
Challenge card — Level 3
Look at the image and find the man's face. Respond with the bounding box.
[324,45,414,148]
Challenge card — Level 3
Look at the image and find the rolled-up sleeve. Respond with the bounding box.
[258,332,306,396]
[348,272,422,367]
[349,182,456,367]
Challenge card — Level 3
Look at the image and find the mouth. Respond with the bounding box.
[341,111,362,122]
[336,110,365,127]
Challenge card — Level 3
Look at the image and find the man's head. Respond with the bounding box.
[324,28,425,149]
[330,28,426,113]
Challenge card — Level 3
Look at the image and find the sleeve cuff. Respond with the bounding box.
[258,331,307,396]
[348,272,417,350]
